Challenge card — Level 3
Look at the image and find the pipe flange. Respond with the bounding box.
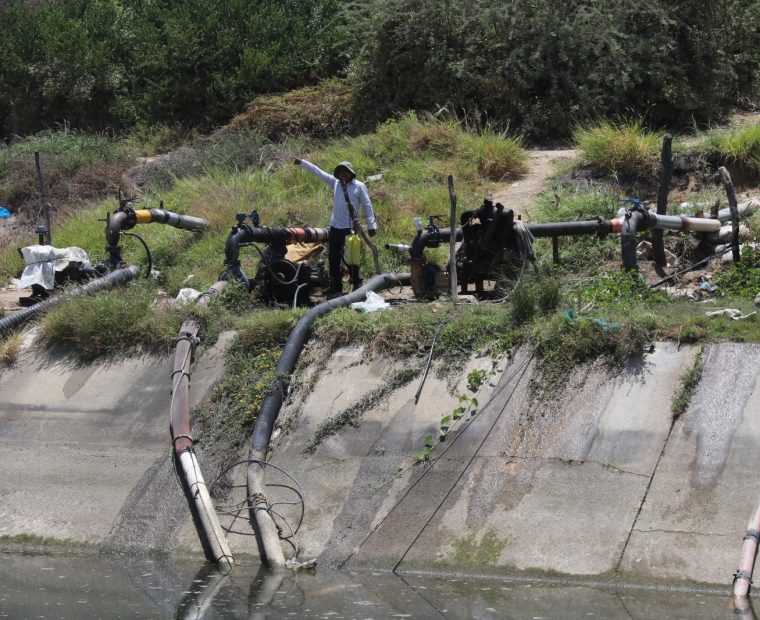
[118,205,138,230]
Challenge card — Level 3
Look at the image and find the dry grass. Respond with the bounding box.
[227,79,354,140]
[0,333,23,365]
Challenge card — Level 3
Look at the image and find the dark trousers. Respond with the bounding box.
[328,227,361,292]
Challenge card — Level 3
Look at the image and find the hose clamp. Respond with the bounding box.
[744,529,760,543]
[734,569,753,584]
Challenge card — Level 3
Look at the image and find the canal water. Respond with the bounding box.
[0,552,745,619]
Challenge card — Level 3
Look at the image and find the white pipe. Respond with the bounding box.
[718,199,760,223]
[180,568,230,620]
[734,497,760,597]
[179,450,234,572]
[247,457,286,567]
[648,212,720,233]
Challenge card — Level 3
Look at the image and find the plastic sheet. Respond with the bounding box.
[18,245,91,290]
[349,290,390,313]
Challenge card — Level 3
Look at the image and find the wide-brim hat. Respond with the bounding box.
[333,161,356,179]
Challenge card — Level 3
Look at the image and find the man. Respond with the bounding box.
[293,157,377,296]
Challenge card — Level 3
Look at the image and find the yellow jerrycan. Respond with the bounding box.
[344,233,362,266]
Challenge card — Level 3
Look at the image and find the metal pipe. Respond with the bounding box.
[526,220,611,238]
[734,497,760,597]
[0,265,140,337]
[718,198,760,224]
[646,212,720,233]
[139,209,206,231]
[222,225,330,289]
[247,272,411,566]
[385,243,411,252]
[171,281,233,571]
[410,227,462,260]
[106,208,208,267]
[621,210,648,269]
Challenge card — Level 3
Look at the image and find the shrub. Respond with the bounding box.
[228,79,354,140]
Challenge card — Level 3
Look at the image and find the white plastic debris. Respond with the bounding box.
[176,288,202,304]
[18,245,91,290]
[350,290,390,313]
[706,308,757,320]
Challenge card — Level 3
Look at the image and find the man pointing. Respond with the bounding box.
[294,158,377,296]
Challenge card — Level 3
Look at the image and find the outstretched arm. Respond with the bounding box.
[293,158,335,189]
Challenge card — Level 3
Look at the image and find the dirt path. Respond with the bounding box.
[491,149,577,220]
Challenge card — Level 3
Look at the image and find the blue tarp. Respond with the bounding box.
[0,205,10,219]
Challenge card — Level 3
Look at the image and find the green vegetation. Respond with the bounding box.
[672,346,705,420]
[355,0,760,138]
[440,530,508,567]
[715,246,760,297]
[304,364,421,452]
[703,121,760,172]
[196,310,299,482]
[573,120,663,175]
[0,129,135,219]
[3,1,758,143]
[39,281,188,361]
[0,0,344,135]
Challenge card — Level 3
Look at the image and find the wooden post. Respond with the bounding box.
[652,134,673,268]
[34,151,52,245]
[447,175,458,304]
[552,236,559,264]
[719,166,741,264]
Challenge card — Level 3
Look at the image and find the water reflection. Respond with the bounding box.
[0,552,748,619]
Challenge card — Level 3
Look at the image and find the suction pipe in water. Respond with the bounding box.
[171,281,234,572]
[734,498,760,597]
[0,265,140,336]
[247,272,411,567]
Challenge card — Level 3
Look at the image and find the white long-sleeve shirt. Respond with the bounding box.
[299,160,377,231]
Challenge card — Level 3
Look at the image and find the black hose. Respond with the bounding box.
[121,232,152,279]
[0,265,140,336]
[250,272,411,456]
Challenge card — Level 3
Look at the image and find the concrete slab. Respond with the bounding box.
[261,345,507,565]
[619,343,760,585]
[0,333,231,549]
[349,343,697,578]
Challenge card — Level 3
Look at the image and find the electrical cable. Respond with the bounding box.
[648,244,737,289]
[338,349,535,570]
[121,231,152,278]
[208,458,306,555]
[246,243,305,286]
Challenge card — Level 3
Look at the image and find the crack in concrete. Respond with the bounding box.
[497,454,649,478]
[631,527,730,538]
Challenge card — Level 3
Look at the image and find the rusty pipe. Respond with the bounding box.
[171,280,233,571]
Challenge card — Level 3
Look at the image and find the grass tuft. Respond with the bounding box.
[702,121,760,171]
[573,119,662,175]
[671,346,704,420]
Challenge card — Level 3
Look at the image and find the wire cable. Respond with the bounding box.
[121,231,152,278]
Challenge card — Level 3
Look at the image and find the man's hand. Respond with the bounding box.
[368,229,377,237]
[293,158,302,165]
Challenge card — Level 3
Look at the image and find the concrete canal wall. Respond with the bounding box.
[1,335,758,590]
